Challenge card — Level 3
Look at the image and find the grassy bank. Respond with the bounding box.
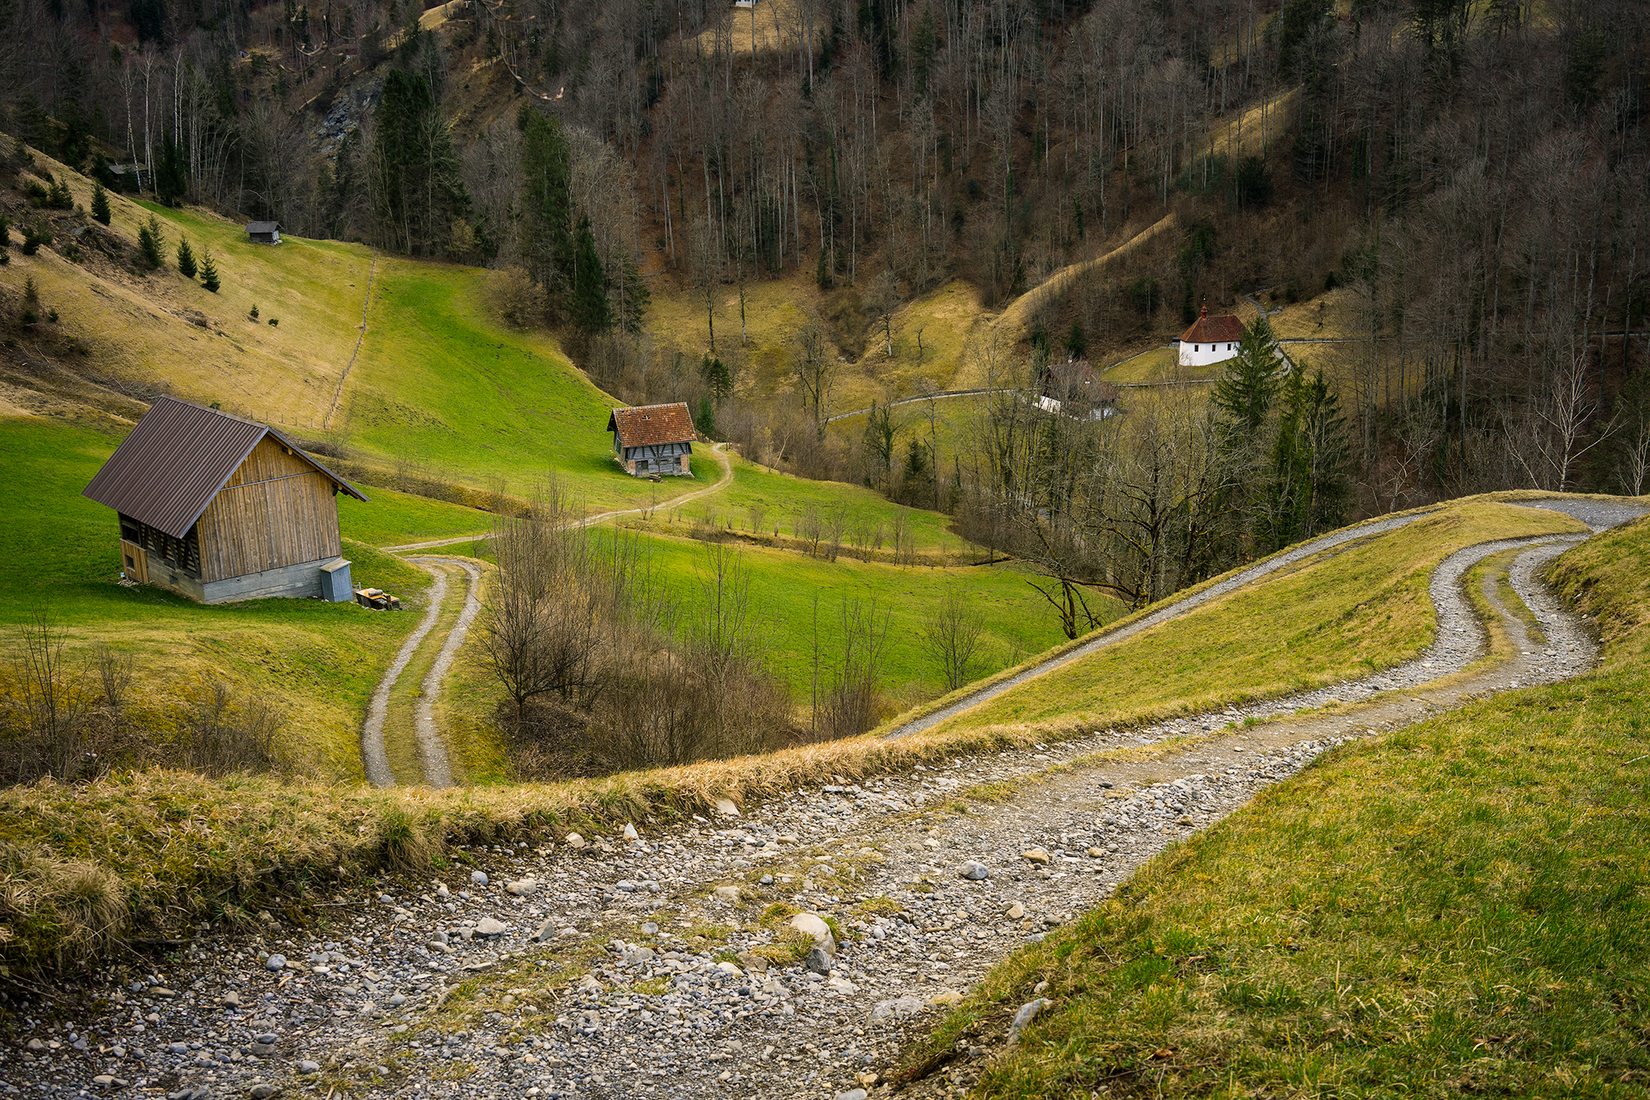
[0,413,432,777]
[926,500,1583,739]
[0,497,1591,988]
[905,514,1650,1098]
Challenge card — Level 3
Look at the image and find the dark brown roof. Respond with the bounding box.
[83,395,366,538]
[1179,305,1245,344]
[607,402,696,448]
[1041,359,1120,403]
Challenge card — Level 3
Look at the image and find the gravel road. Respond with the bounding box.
[404,557,481,790]
[3,500,1638,1100]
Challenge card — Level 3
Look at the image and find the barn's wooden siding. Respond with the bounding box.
[195,438,341,581]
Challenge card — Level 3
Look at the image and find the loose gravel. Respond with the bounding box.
[3,500,1638,1100]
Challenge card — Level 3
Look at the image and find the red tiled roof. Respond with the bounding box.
[1179,305,1244,344]
[607,402,697,448]
[83,395,365,538]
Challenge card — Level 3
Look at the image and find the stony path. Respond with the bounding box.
[404,558,482,790]
[6,500,1637,1100]
[361,446,735,783]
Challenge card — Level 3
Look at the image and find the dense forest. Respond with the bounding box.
[3,0,1647,597]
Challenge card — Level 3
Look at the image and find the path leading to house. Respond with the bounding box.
[381,441,735,553]
[358,556,450,787]
[322,255,376,431]
[10,499,1640,1100]
[404,556,482,789]
[359,443,735,785]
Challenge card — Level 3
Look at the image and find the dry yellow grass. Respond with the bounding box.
[992,214,1177,340]
[690,0,804,57]
[1,144,371,429]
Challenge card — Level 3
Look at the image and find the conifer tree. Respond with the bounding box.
[570,215,611,334]
[137,215,164,269]
[1212,315,1283,436]
[519,108,575,319]
[90,181,111,225]
[198,247,220,292]
[176,237,197,279]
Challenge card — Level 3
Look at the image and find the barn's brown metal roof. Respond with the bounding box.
[83,395,366,538]
[606,402,696,448]
[1179,305,1245,344]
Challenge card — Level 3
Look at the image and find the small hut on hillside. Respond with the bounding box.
[607,402,696,477]
[1177,304,1243,368]
[246,221,282,244]
[83,396,366,603]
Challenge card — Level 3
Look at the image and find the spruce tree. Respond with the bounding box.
[90,181,111,225]
[137,214,164,269]
[1212,315,1283,435]
[569,215,611,334]
[176,237,197,279]
[518,108,575,319]
[198,247,220,292]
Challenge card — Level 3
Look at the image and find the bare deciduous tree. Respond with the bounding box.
[922,587,985,691]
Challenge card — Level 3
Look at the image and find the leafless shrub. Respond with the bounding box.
[486,504,793,774]
[815,598,891,740]
[797,506,824,557]
[0,616,139,784]
[922,587,985,692]
[482,483,607,726]
[487,265,541,329]
[177,680,284,777]
[94,645,132,711]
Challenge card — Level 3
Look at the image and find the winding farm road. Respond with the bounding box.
[362,443,735,786]
[8,498,1643,1100]
[885,509,1431,740]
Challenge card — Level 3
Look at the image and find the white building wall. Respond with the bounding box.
[1178,339,1239,369]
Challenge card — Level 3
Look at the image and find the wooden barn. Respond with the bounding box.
[607,402,696,477]
[246,220,282,244]
[83,396,366,604]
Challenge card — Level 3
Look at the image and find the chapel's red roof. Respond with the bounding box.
[1179,305,1244,344]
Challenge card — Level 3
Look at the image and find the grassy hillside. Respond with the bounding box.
[0,412,434,778]
[927,501,1583,740]
[914,513,1650,1098]
[626,450,975,560]
[0,142,662,512]
[0,407,1061,781]
[0,495,1607,988]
